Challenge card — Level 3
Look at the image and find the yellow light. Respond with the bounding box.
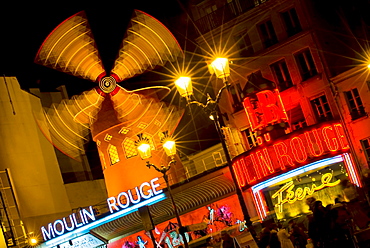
[175,76,193,98]
[29,237,38,246]
[209,114,215,121]
[210,57,230,79]
[162,139,176,157]
[367,64,370,69]
[137,143,151,159]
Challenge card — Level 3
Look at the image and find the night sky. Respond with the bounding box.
[0,2,220,156]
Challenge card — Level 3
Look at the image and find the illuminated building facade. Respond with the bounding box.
[2,1,370,247]
[187,0,370,222]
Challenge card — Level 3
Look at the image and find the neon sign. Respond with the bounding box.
[41,206,96,241]
[107,178,163,213]
[41,178,164,243]
[232,122,349,188]
[243,89,288,131]
[272,173,340,213]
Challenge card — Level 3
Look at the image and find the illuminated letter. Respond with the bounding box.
[79,210,86,224]
[107,196,119,213]
[63,216,75,232]
[140,182,154,199]
[305,129,324,157]
[128,187,141,204]
[243,97,263,130]
[151,178,163,195]
[273,142,295,170]
[82,206,96,223]
[245,155,257,184]
[334,124,350,149]
[117,192,130,209]
[255,148,274,177]
[257,90,284,124]
[53,219,65,236]
[41,223,55,241]
[72,213,84,228]
[233,160,247,187]
[322,126,339,151]
[290,137,308,163]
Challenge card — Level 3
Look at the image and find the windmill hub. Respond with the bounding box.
[99,76,117,93]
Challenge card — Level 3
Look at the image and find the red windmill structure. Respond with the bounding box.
[34,10,184,197]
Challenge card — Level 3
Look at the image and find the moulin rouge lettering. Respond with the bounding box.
[232,122,349,187]
[41,206,96,241]
[272,173,341,212]
[41,178,163,242]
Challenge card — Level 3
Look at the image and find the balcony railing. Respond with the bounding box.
[194,0,268,34]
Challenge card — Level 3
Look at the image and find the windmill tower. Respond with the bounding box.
[34,10,184,197]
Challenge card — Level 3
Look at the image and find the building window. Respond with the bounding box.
[258,20,278,48]
[295,49,317,81]
[270,60,293,91]
[123,138,138,159]
[281,8,302,37]
[361,138,370,164]
[345,88,366,120]
[107,144,120,165]
[242,128,257,149]
[229,82,244,111]
[310,94,333,122]
[287,104,307,131]
[235,33,254,57]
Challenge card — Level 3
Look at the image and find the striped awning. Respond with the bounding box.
[90,169,235,240]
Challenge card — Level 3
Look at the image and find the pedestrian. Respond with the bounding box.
[258,223,271,248]
[277,223,294,248]
[220,230,238,248]
[268,223,281,248]
[308,200,328,248]
[289,220,307,248]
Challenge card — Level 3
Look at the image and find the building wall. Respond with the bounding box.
[0,77,71,230]
[0,77,108,244]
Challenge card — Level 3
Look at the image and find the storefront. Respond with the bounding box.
[232,120,362,221]
[37,169,260,248]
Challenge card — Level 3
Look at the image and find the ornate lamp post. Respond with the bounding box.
[174,57,254,232]
[136,134,190,248]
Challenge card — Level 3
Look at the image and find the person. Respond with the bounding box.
[258,224,271,248]
[305,239,314,248]
[220,230,238,248]
[308,200,328,248]
[269,223,281,248]
[288,220,307,248]
[277,223,294,248]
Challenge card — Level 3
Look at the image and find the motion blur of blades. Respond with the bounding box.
[34,9,184,161]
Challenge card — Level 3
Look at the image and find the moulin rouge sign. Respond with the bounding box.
[41,178,163,242]
[234,84,350,188]
[232,121,349,188]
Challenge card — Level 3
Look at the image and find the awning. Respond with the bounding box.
[91,169,236,240]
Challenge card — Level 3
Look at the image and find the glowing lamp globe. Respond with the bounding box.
[209,57,230,79]
[162,140,176,157]
[29,237,38,246]
[175,76,193,98]
[137,143,152,160]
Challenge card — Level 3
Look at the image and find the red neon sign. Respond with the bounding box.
[243,89,288,131]
[232,122,349,188]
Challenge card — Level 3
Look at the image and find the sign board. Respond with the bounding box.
[56,233,106,248]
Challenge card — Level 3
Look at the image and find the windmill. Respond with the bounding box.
[34,10,185,196]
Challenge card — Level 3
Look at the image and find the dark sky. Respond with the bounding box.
[0,2,187,91]
[0,2,220,156]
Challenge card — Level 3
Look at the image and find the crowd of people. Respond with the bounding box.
[256,194,369,248]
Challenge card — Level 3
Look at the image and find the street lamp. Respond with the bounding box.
[136,133,190,248]
[175,57,254,234]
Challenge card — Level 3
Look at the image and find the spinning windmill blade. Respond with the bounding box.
[35,10,183,161]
